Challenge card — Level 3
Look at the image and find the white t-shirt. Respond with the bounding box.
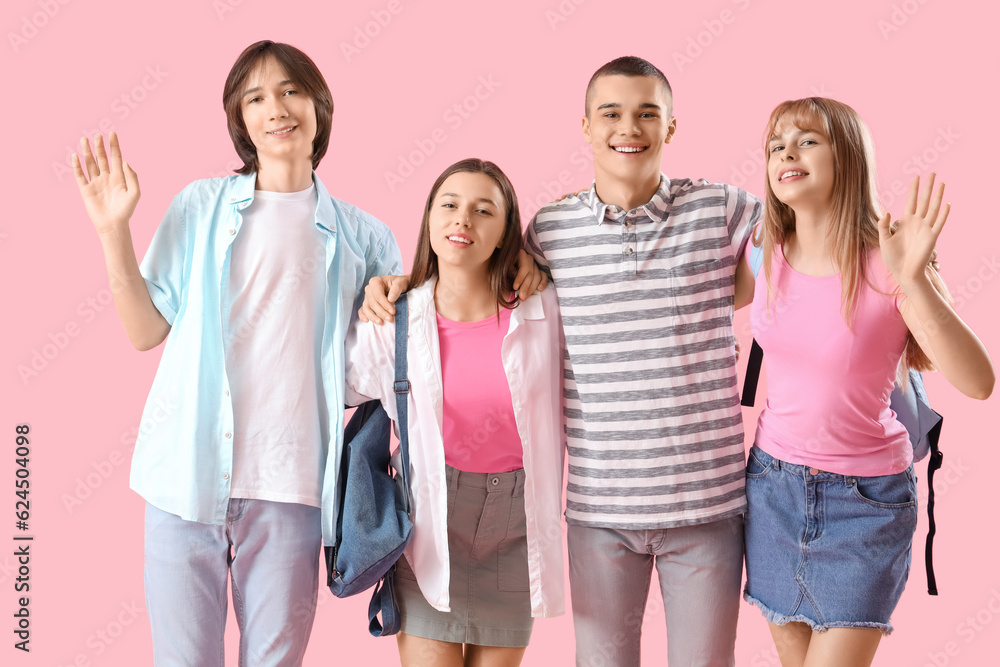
[225,185,327,506]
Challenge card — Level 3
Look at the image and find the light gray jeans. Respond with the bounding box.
[567,515,744,667]
[143,499,321,666]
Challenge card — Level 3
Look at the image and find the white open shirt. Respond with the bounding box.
[345,279,566,618]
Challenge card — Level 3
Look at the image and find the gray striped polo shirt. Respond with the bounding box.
[525,176,761,529]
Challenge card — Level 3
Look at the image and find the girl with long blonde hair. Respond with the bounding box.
[739,97,994,667]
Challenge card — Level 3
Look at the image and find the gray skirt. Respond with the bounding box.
[393,465,533,647]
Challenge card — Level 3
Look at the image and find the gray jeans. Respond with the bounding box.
[567,515,744,667]
[143,499,321,666]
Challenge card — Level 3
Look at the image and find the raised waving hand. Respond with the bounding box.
[72,132,169,350]
[878,174,949,286]
[73,132,142,235]
[881,174,994,400]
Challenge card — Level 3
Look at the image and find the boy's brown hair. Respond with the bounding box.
[223,41,334,175]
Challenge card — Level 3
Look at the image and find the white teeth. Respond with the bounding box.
[447,236,472,244]
[614,146,645,153]
[269,127,294,135]
[780,170,806,180]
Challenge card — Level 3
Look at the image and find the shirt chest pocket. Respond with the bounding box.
[661,257,731,322]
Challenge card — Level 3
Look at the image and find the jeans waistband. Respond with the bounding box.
[751,444,858,483]
[752,444,913,483]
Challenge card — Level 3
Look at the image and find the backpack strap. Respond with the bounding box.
[740,339,764,408]
[392,294,412,515]
[741,233,765,408]
[923,410,943,595]
[368,294,412,637]
[892,369,943,594]
[369,575,401,636]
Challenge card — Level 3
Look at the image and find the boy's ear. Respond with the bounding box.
[665,116,677,144]
[582,115,592,144]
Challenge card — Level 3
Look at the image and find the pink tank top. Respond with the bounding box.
[437,308,523,473]
[750,246,911,475]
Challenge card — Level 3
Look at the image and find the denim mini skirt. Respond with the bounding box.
[393,465,533,647]
[743,444,918,634]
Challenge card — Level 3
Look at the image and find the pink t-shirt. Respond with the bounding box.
[437,307,523,473]
[750,245,911,475]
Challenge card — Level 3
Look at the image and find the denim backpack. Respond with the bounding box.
[741,238,944,595]
[325,295,413,635]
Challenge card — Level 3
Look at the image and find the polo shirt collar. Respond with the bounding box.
[585,174,672,226]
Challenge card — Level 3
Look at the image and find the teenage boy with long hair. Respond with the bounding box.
[72,41,402,665]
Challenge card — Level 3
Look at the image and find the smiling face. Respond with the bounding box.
[766,118,835,211]
[240,55,318,172]
[583,74,676,191]
[427,171,508,274]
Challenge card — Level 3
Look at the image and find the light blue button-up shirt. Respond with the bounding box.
[131,171,402,544]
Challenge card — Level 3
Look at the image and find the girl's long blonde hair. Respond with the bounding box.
[756,97,949,380]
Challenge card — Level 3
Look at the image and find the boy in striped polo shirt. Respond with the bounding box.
[522,56,760,666]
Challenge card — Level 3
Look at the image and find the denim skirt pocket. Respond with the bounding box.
[850,467,917,510]
[746,445,773,480]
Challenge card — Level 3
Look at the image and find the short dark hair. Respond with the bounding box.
[223,41,334,175]
[410,159,523,312]
[584,56,673,117]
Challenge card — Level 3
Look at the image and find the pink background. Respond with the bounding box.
[4,0,999,664]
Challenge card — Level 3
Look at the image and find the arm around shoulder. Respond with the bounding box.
[723,184,764,253]
[348,206,407,325]
[734,250,756,310]
[343,203,403,282]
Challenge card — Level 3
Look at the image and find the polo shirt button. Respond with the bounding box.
[624,247,634,256]
[224,390,230,397]
[229,228,236,235]
[222,473,229,480]
[225,432,232,439]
